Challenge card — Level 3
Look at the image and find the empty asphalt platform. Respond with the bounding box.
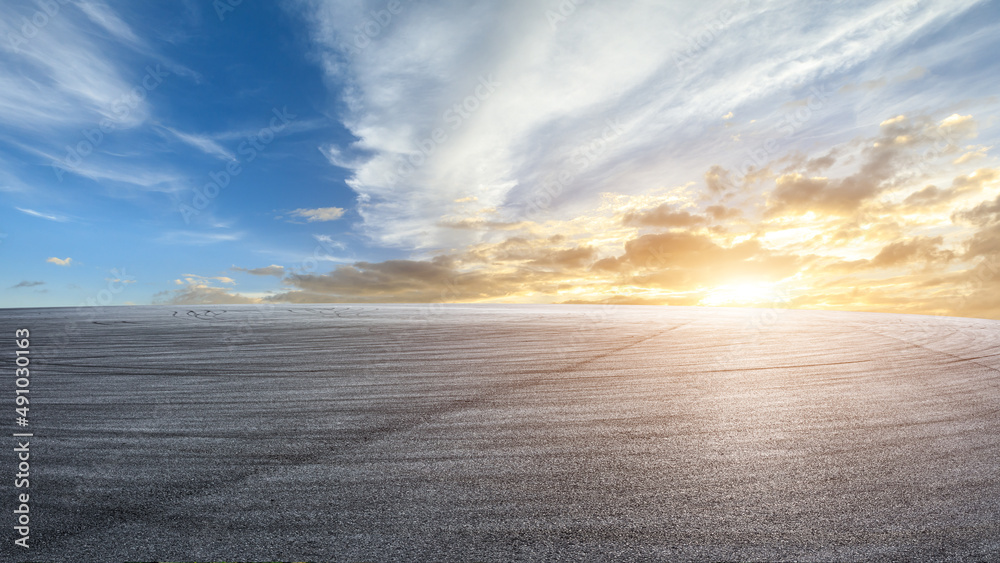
[1,304,998,561]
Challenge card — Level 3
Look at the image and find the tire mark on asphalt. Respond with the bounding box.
[38,313,698,547]
[866,329,1000,378]
[706,359,873,373]
[519,321,694,378]
[326,321,700,453]
[863,329,1000,419]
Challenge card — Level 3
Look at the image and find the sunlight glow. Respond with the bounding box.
[699,282,786,306]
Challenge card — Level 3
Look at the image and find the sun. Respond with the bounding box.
[699,282,785,307]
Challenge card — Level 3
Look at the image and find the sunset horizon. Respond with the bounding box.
[2,1,999,319]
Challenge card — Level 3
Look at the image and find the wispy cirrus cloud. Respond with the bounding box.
[0,1,197,202]
[16,207,69,222]
[160,126,237,161]
[0,3,151,132]
[76,1,143,47]
[157,231,245,245]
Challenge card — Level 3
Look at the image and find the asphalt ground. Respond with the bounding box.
[1,304,998,562]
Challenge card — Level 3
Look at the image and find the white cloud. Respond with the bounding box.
[289,207,346,222]
[299,0,984,251]
[46,257,72,266]
[0,3,151,132]
[76,2,143,47]
[158,231,244,245]
[313,234,345,250]
[161,126,237,161]
[155,274,259,304]
[16,207,69,222]
[320,145,360,169]
[180,274,236,285]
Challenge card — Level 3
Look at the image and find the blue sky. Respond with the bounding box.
[2,0,1000,317]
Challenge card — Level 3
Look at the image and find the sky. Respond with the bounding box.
[2,0,1000,318]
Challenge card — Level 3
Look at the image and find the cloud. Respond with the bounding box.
[0,2,152,132]
[270,233,605,303]
[268,226,802,308]
[21,144,187,191]
[178,274,236,285]
[288,207,346,222]
[10,281,44,289]
[438,218,526,231]
[296,0,983,250]
[462,237,598,270]
[161,126,237,161]
[313,234,347,251]
[954,146,990,164]
[157,231,244,245]
[153,274,256,305]
[964,223,1000,261]
[16,207,69,222]
[233,265,286,277]
[706,205,741,221]
[46,257,72,266]
[260,179,1000,316]
[622,204,708,228]
[276,259,472,303]
[869,236,954,269]
[256,103,999,313]
[896,66,928,82]
[957,193,1000,227]
[767,114,980,217]
[76,1,142,47]
[903,168,997,209]
[608,232,782,278]
[955,191,1000,260]
[155,286,257,305]
[319,145,360,169]
[705,165,736,194]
